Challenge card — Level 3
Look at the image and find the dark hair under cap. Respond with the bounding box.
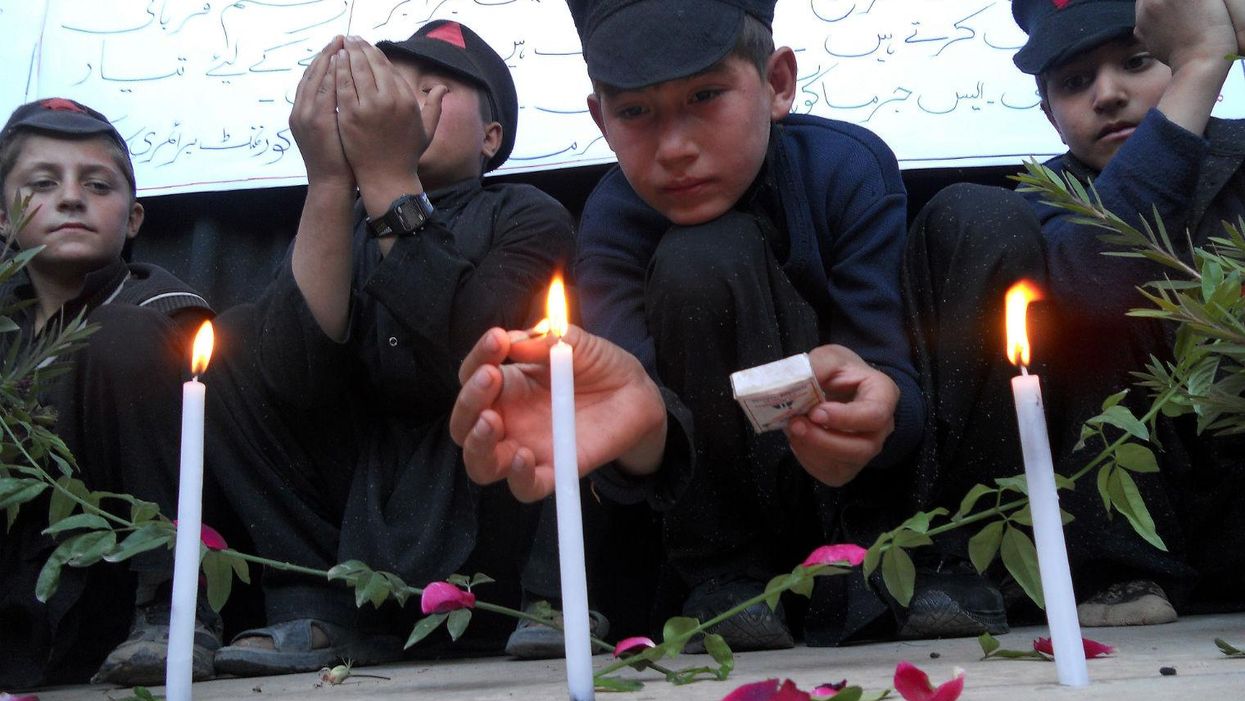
[566,0,777,90]
[1,97,136,193]
[378,20,519,172]
[1012,0,1136,75]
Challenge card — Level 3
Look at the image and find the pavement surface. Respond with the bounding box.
[27,612,1245,700]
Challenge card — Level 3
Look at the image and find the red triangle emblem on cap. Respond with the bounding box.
[426,21,467,49]
[1051,0,1069,7]
[39,98,87,114]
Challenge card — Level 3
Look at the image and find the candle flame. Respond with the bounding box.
[1005,281,1042,367]
[191,321,214,376]
[545,275,569,339]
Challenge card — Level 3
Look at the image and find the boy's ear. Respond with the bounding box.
[1040,100,1067,145]
[480,120,503,161]
[127,201,144,240]
[587,93,608,140]
[766,47,798,121]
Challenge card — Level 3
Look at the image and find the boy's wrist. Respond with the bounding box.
[358,173,425,218]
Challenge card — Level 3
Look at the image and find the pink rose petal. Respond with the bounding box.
[0,694,40,701]
[173,520,229,550]
[810,680,848,699]
[720,679,811,701]
[802,544,868,568]
[893,661,965,701]
[613,636,657,657]
[420,581,476,615]
[1033,636,1115,658]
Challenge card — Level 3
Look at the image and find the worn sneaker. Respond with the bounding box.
[682,578,794,653]
[1077,580,1177,627]
[91,599,222,685]
[897,569,1008,639]
[504,601,610,660]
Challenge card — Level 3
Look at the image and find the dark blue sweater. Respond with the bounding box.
[577,113,923,502]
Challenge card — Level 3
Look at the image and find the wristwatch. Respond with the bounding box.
[366,192,434,238]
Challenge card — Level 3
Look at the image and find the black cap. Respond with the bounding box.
[567,0,776,90]
[1,97,135,193]
[379,20,518,172]
[1012,0,1136,75]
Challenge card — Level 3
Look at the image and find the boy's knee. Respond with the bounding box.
[649,211,771,306]
[912,183,1043,262]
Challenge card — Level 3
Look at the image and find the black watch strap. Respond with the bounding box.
[367,192,434,238]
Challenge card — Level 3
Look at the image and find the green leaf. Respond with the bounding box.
[1215,638,1245,657]
[881,546,916,607]
[202,549,233,612]
[230,553,251,585]
[65,530,116,567]
[1101,389,1129,411]
[405,613,447,648]
[1115,443,1159,473]
[830,687,864,701]
[446,608,472,641]
[968,521,1004,573]
[48,476,87,524]
[764,572,795,610]
[954,484,996,519]
[594,676,645,692]
[703,632,734,677]
[901,508,948,534]
[863,533,888,579]
[661,615,700,654]
[0,480,47,511]
[1108,469,1168,551]
[1010,505,1033,527]
[447,573,471,587]
[994,476,1029,495]
[327,559,371,583]
[130,500,160,524]
[356,571,391,609]
[978,632,1000,657]
[42,512,110,535]
[381,572,411,607]
[1097,464,1113,516]
[35,543,71,602]
[469,572,496,587]
[789,571,816,599]
[892,529,933,550]
[1094,405,1150,441]
[1000,526,1044,609]
[103,523,172,563]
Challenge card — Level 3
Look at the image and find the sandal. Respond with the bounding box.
[214,618,401,677]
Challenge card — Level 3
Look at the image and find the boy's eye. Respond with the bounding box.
[84,180,114,194]
[1058,72,1092,93]
[690,88,723,104]
[26,178,57,191]
[614,104,647,120]
[1123,52,1154,71]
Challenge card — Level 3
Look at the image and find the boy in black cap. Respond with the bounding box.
[206,21,577,675]
[0,98,217,686]
[905,0,1245,629]
[452,0,1009,649]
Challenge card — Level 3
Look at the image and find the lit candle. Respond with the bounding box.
[1005,282,1087,688]
[166,321,213,701]
[546,276,594,701]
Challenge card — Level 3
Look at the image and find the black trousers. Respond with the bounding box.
[0,305,204,686]
[204,304,556,645]
[645,212,900,642]
[904,184,1244,609]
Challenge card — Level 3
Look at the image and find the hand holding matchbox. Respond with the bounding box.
[730,353,826,433]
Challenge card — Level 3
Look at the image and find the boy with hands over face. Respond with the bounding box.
[208,22,576,675]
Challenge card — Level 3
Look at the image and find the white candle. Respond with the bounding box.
[547,278,594,701]
[1005,283,1087,688]
[1012,370,1088,687]
[166,322,213,701]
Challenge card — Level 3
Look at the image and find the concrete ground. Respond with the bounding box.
[29,613,1245,700]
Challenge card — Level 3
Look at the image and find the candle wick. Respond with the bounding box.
[1020,364,1029,377]
[192,374,200,382]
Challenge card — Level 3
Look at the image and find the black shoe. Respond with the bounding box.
[92,598,223,685]
[896,569,1008,639]
[1077,580,1176,627]
[505,600,611,660]
[681,578,794,653]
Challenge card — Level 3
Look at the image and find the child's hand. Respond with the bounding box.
[449,325,667,503]
[783,344,898,487]
[333,36,444,205]
[289,36,353,189]
[1136,0,1238,71]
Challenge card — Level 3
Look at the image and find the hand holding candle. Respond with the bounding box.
[166,321,214,701]
[1005,282,1088,688]
[449,298,666,503]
